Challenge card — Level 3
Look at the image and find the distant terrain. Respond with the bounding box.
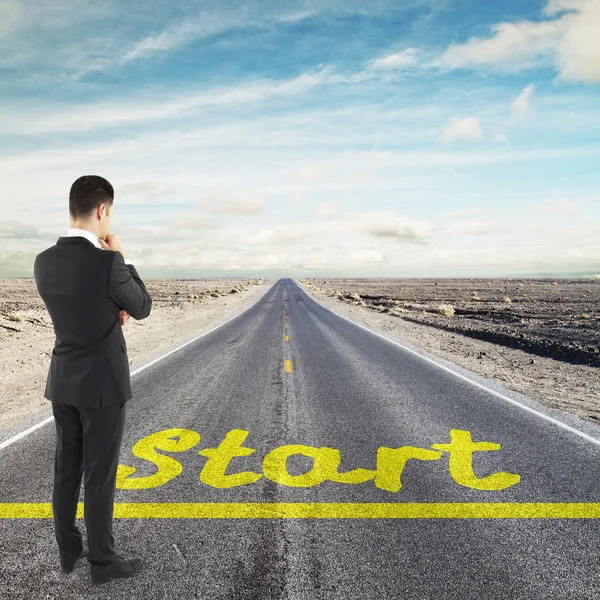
[299,277,600,425]
[0,277,273,434]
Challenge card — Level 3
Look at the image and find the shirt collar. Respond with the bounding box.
[66,228,103,249]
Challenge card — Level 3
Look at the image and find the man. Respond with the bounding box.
[33,175,152,585]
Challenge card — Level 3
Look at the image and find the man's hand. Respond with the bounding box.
[105,234,130,326]
[98,232,126,258]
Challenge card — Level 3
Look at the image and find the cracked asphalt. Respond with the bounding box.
[1,277,599,599]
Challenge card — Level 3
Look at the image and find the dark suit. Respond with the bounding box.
[34,235,152,568]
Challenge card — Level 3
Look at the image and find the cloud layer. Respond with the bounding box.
[1,0,599,277]
[437,0,600,83]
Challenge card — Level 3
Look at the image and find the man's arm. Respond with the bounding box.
[108,251,152,320]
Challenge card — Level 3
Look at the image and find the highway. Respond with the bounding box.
[1,277,599,599]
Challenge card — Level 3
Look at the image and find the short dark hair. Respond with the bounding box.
[69,175,114,221]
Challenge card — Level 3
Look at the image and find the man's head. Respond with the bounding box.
[69,175,114,240]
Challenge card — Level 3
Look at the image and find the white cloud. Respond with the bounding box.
[443,218,510,235]
[0,0,22,38]
[5,139,596,203]
[493,133,509,143]
[195,186,267,215]
[349,211,435,243]
[553,0,600,82]
[442,208,486,219]
[243,225,309,245]
[347,249,384,263]
[117,180,178,205]
[436,0,600,83]
[315,201,340,217]
[440,117,483,143]
[526,199,580,214]
[367,48,418,70]
[238,208,434,248]
[543,0,590,16]
[0,66,334,135]
[294,164,329,183]
[511,83,535,114]
[0,220,45,239]
[437,20,563,71]
[120,18,215,65]
[168,213,220,231]
[81,5,269,79]
[0,1,430,81]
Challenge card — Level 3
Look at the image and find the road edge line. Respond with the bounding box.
[298,281,600,448]
[0,281,276,453]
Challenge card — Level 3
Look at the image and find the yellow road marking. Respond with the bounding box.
[285,335,289,341]
[285,360,292,372]
[1,503,599,518]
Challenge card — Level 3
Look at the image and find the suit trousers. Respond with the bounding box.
[51,400,127,567]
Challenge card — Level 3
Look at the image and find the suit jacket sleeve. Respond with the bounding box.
[108,250,152,320]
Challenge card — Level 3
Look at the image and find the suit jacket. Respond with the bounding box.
[34,236,152,408]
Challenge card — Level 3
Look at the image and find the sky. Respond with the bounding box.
[1,0,599,278]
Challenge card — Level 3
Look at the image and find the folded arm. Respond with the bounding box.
[108,251,152,320]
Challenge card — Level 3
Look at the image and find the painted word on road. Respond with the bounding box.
[116,428,521,492]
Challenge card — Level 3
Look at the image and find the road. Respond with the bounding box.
[1,277,599,599]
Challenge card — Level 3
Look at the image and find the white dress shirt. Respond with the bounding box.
[66,227,132,265]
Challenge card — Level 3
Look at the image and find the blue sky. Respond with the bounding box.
[1,0,599,278]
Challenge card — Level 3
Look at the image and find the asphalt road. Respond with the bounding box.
[1,277,599,599]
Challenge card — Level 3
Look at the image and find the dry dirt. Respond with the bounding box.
[298,277,600,427]
[0,277,274,436]
[2,275,598,440]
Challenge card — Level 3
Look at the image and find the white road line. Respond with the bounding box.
[0,284,274,453]
[301,282,600,448]
[0,416,56,452]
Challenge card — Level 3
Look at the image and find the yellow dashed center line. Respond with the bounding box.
[284,300,291,370]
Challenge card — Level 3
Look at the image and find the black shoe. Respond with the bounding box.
[90,555,143,585]
[60,541,89,574]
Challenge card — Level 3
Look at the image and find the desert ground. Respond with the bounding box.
[298,277,600,426]
[0,277,274,436]
[1,275,598,440]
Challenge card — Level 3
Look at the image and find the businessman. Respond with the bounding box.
[34,175,152,585]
